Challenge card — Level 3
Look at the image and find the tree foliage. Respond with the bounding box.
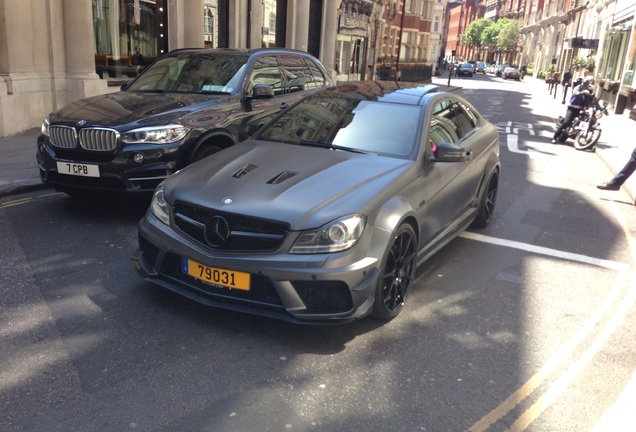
[496,19,520,51]
[472,18,521,52]
[462,18,492,48]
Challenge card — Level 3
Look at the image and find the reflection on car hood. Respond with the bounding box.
[164,140,414,229]
[48,91,232,128]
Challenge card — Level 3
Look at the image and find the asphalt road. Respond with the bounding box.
[1,73,635,432]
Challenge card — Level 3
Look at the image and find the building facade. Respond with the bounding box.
[0,0,341,138]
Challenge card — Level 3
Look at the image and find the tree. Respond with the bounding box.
[462,18,493,49]
[496,19,520,52]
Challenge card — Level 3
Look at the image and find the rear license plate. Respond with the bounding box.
[56,161,100,177]
[182,258,251,291]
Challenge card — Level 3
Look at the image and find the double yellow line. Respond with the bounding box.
[468,197,636,431]
[0,192,62,209]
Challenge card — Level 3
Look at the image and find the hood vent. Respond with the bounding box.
[267,171,298,184]
[232,164,258,178]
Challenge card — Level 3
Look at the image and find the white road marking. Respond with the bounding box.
[460,231,629,272]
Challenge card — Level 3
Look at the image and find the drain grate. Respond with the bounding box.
[495,272,523,284]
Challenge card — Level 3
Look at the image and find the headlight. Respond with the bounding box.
[41,118,50,137]
[290,214,366,254]
[150,183,170,225]
[121,125,190,144]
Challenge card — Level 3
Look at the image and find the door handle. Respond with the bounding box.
[465,149,473,161]
[280,102,289,110]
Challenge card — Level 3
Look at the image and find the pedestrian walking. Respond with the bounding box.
[597,146,636,191]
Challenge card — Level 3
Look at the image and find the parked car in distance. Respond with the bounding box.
[36,48,335,198]
[502,67,521,81]
[133,81,501,324]
[496,64,508,77]
[476,61,486,73]
[457,63,474,77]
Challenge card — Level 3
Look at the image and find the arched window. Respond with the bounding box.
[204,6,214,46]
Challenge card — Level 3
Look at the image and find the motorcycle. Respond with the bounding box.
[557,99,609,150]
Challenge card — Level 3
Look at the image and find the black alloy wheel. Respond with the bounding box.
[372,224,417,320]
[472,172,498,228]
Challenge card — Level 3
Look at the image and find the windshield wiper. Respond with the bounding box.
[297,140,374,155]
[198,90,231,95]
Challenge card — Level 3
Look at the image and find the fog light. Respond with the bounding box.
[133,153,144,164]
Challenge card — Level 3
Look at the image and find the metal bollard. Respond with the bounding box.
[562,84,569,104]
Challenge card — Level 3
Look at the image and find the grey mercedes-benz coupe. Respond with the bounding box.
[132,81,501,323]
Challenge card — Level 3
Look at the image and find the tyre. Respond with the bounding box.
[193,144,223,161]
[471,171,498,229]
[574,128,601,150]
[372,223,417,321]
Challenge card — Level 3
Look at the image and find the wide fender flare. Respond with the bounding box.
[366,196,418,260]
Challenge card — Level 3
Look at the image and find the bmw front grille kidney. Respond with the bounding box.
[79,128,118,151]
[49,126,77,149]
[49,126,118,151]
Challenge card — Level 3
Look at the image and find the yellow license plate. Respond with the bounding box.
[182,258,251,291]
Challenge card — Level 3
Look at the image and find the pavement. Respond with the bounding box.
[1,78,636,202]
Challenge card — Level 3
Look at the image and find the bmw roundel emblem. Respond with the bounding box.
[77,120,87,126]
[223,197,233,205]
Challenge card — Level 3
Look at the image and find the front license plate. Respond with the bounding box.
[182,258,251,291]
[56,161,100,177]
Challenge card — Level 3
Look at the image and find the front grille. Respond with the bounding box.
[50,126,77,149]
[174,202,289,252]
[49,126,118,152]
[79,128,118,151]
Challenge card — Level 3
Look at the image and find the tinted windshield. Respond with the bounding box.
[258,94,420,158]
[127,53,249,94]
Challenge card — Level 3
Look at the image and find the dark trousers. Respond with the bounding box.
[610,146,636,186]
[553,107,581,141]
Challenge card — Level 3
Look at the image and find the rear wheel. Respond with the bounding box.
[471,172,498,228]
[372,223,417,321]
[574,128,601,150]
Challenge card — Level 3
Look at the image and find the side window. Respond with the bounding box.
[429,100,460,149]
[445,101,477,139]
[303,58,327,88]
[278,55,309,93]
[248,56,285,95]
[459,103,479,128]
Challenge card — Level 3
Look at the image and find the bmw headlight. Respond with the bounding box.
[121,125,190,144]
[41,118,50,137]
[150,183,170,225]
[290,214,366,254]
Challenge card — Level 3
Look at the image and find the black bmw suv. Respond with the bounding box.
[36,48,334,197]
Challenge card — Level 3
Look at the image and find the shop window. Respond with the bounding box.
[93,0,164,81]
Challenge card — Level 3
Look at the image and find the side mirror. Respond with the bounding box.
[248,84,274,99]
[431,142,466,163]
[120,80,133,91]
[247,121,266,136]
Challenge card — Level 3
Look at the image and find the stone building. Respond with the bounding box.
[0,0,346,138]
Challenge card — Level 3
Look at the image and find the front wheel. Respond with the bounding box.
[372,223,417,321]
[574,128,601,150]
[471,171,498,228]
[192,144,223,162]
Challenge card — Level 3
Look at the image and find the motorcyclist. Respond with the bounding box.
[552,75,595,143]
